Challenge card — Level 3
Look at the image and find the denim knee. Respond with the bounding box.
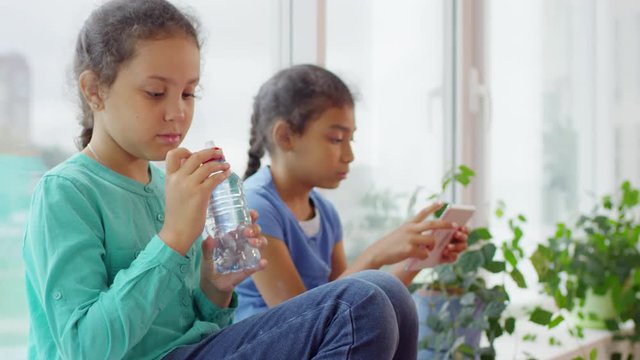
[348,270,417,317]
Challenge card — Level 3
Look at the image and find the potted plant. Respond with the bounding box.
[410,166,530,360]
[530,180,640,347]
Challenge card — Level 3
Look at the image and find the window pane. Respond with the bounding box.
[488,0,640,303]
[0,1,280,357]
[322,0,450,258]
[489,0,638,241]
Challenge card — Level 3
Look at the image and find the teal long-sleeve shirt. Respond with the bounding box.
[22,153,236,360]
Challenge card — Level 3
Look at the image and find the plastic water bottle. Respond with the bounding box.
[204,141,261,274]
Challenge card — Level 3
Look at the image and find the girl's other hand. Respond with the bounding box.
[159,147,230,256]
[199,210,268,300]
[440,225,469,263]
[368,202,459,267]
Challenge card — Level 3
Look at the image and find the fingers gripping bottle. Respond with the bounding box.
[204,141,261,274]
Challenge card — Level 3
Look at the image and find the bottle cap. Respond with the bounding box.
[204,140,225,163]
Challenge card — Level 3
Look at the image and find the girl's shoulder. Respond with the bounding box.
[39,153,97,186]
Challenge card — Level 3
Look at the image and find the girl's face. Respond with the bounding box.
[97,34,200,162]
[288,106,356,189]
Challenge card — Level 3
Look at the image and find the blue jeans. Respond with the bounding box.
[165,270,417,360]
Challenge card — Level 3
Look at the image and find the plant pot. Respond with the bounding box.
[570,289,616,330]
[413,288,482,360]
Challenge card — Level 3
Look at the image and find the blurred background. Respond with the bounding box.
[1,0,639,358]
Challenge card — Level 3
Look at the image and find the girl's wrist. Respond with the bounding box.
[357,246,383,270]
[158,228,189,256]
[200,281,234,307]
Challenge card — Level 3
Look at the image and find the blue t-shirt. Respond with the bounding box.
[234,166,342,322]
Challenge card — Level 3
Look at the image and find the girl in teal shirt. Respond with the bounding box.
[23,1,419,359]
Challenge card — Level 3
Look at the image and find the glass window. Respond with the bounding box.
[0,1,281,357]
[320,0,453,259]
[487,0,640,303]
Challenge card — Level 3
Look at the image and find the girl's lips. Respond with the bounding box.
[157,134,181,144]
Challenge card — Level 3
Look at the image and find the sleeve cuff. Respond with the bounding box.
[138,235,190,277]
[194,288,238,326]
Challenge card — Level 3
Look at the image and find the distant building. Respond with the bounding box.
[0,53,31,153]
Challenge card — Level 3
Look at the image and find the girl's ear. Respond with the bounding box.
[79,70,105,110]
[272,119,294,151]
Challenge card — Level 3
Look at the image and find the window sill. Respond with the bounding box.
[494,319,639,360]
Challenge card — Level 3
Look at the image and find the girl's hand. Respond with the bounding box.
[440,225,469,263]
[159,147,230,256]
[368,202,459,267]
[199,210,268,305]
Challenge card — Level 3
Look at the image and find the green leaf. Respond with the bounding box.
[548,336,562,346]
[589,348,598,360]
[548,315,564,329]
[459,164,476,177]
[602,195,613,210]
[441,178,451,193]
[481,243,497,260]
[622,180,639,207]
[504,317,516,334]
[426,313,444,332]
[484,301,507,318]
[460,292,476,306]
[468,228,492,245]
[503,247,517,267]
[434,203,449,218]
[634,269,640,286]
[483,261,506,273]
[604,319,619,331]
[510,268,527,288]
[457,250,485,273]
[530,247,549,278]
[529,308,553,325]
[457,344,475,356]
[455,173,471,186]
[407,282,422,294]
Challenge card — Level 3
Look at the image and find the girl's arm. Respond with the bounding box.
[24,176,199,360]
[250,235,306,307]
[335,203,467,285]
[328,241,348,281]
[332,244,418,286]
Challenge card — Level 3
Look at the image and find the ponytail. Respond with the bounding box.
[75,100,93,150]
[244,109,265,179]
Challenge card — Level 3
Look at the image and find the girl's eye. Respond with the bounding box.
[329,138,343,144]
[182,92,196,99]
[146,91,164,98]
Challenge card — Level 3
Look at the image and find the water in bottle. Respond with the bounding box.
[204,141,261,274]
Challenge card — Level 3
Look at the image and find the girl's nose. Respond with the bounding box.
[165,97,186,122]
[342,142,354,163]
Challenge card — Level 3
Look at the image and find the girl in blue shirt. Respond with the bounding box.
[236,65,468,322]
[23,1,419,359]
